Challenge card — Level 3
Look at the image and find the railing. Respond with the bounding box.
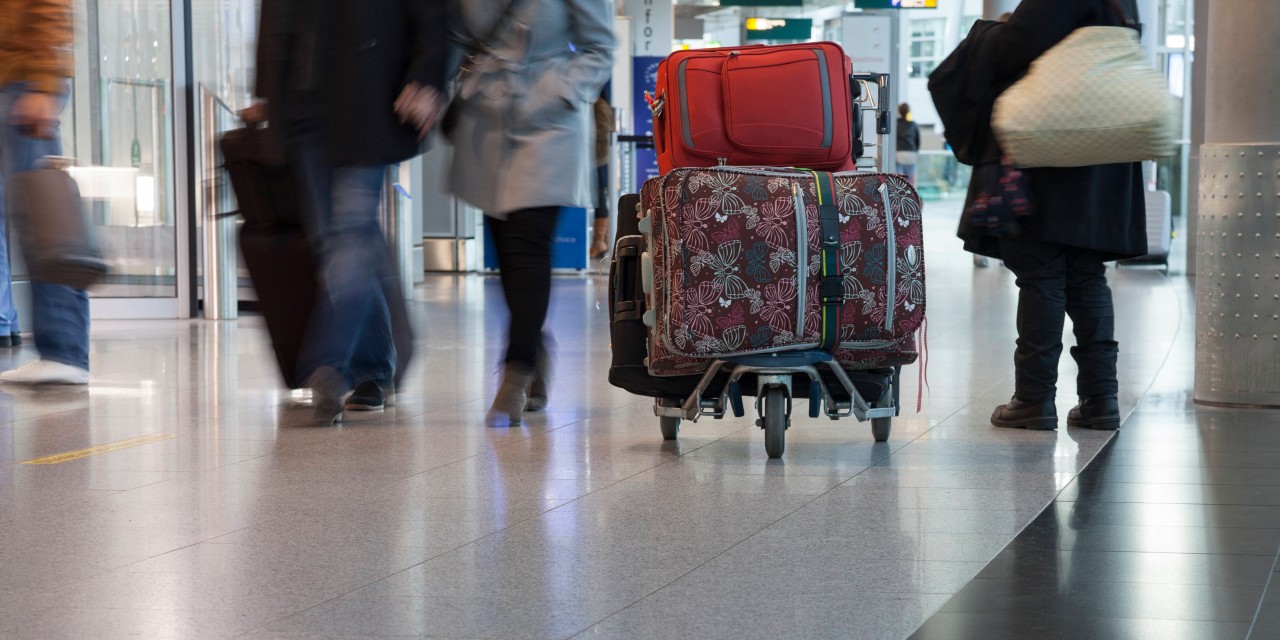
[378,167,415,300]
[913,150,972,201]
[197,84,240,320]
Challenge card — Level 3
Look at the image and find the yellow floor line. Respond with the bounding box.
[21,433,177,465]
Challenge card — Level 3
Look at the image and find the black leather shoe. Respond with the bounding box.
[991,397,1058,430]
[9,332,20,346]
[1067,394,1120,430]
[345,380,389,412]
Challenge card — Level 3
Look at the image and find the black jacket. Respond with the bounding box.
[928,19,1004,167]
[943,0,1148,261]
[896,118,920,153]
[254,0,450,166]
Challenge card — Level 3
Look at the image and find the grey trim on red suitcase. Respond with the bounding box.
[813,47,834,149]
[678,60,694,149]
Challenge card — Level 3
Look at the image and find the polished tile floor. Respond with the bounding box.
[0,201,1267,639]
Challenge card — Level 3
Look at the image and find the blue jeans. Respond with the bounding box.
[288,127,395,390]
[0,83,90,369]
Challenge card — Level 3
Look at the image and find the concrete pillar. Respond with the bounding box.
[1194,0,1280,407]
[982,0,1019,20]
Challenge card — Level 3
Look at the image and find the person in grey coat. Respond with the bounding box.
[446,0,614,427]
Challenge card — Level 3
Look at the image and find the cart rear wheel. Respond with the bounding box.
[871,392,893,443]
[763,386,788,459]
[660,416,681,441]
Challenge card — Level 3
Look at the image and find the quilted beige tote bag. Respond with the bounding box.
[991,1,1177,168]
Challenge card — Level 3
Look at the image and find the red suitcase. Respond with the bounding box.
[638,167,924,376]
[650,42,856,175]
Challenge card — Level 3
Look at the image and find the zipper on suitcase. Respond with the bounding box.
[878,182,896,331]
[793,180,808,336]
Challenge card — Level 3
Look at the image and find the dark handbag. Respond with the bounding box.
[5,161,109,290]
[961,159,1034,236]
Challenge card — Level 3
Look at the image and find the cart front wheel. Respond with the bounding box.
[660,416,681,441]
[763,386,788,459]
[871,417,891,443]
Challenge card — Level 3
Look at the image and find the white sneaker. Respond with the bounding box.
[0,359,90,385]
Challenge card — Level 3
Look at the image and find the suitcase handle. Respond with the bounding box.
[612,240,644,322]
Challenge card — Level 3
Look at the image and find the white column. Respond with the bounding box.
[622,0,673,56]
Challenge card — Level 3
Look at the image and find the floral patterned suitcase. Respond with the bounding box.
[638,167,924,376]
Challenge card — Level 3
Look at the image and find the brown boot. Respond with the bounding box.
[486,364,534,427]
[590,217,610,259]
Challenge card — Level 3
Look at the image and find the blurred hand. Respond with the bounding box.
[394,82,444,141]
[10,92,59,139]
[240,102,268,124]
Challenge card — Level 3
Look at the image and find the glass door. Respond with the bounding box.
[64,0,181,316]
[56,0,260,319]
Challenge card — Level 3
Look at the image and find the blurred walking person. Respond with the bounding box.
[445,0,614,427]
[251,0,450,422]
[0,0,92,385]
[590,90,615,260]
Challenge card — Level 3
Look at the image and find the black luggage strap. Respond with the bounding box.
[809,170,843,353]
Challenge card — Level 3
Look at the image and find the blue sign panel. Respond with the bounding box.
[483,207,589,271]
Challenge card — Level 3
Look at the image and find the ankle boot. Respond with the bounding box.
[990,396,1058,430]
[1067,394,1120,430]
[486,365,534,427]
[590,218,610,259]
[526,349,551,412]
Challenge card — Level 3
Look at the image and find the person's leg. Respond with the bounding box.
[0,83,89,383]
[0,85,25,340]
[30,283,89,369]
[991,238,1068,429]
[591,164,609,258]
[1000,239,1069,401]
[485,206,559,426]
[296,165,391,420]
[491,207,559,371]
[1064,248,1121,429]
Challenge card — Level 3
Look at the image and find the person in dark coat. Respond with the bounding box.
[960,0,1147,431]
[895,103,921,185]
[249,0,450,423]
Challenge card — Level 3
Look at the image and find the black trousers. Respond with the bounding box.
[998,238,1119,401]
[487,207,560,371]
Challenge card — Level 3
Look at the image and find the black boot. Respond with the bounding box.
[991,396,1058,430]
[526,350,550,412]
[1067,394,1120,430]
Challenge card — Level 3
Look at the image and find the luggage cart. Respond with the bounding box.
[612,72,911,458]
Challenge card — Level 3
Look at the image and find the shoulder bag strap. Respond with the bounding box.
[1104,0,1141,31]
[453,0,531,56]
